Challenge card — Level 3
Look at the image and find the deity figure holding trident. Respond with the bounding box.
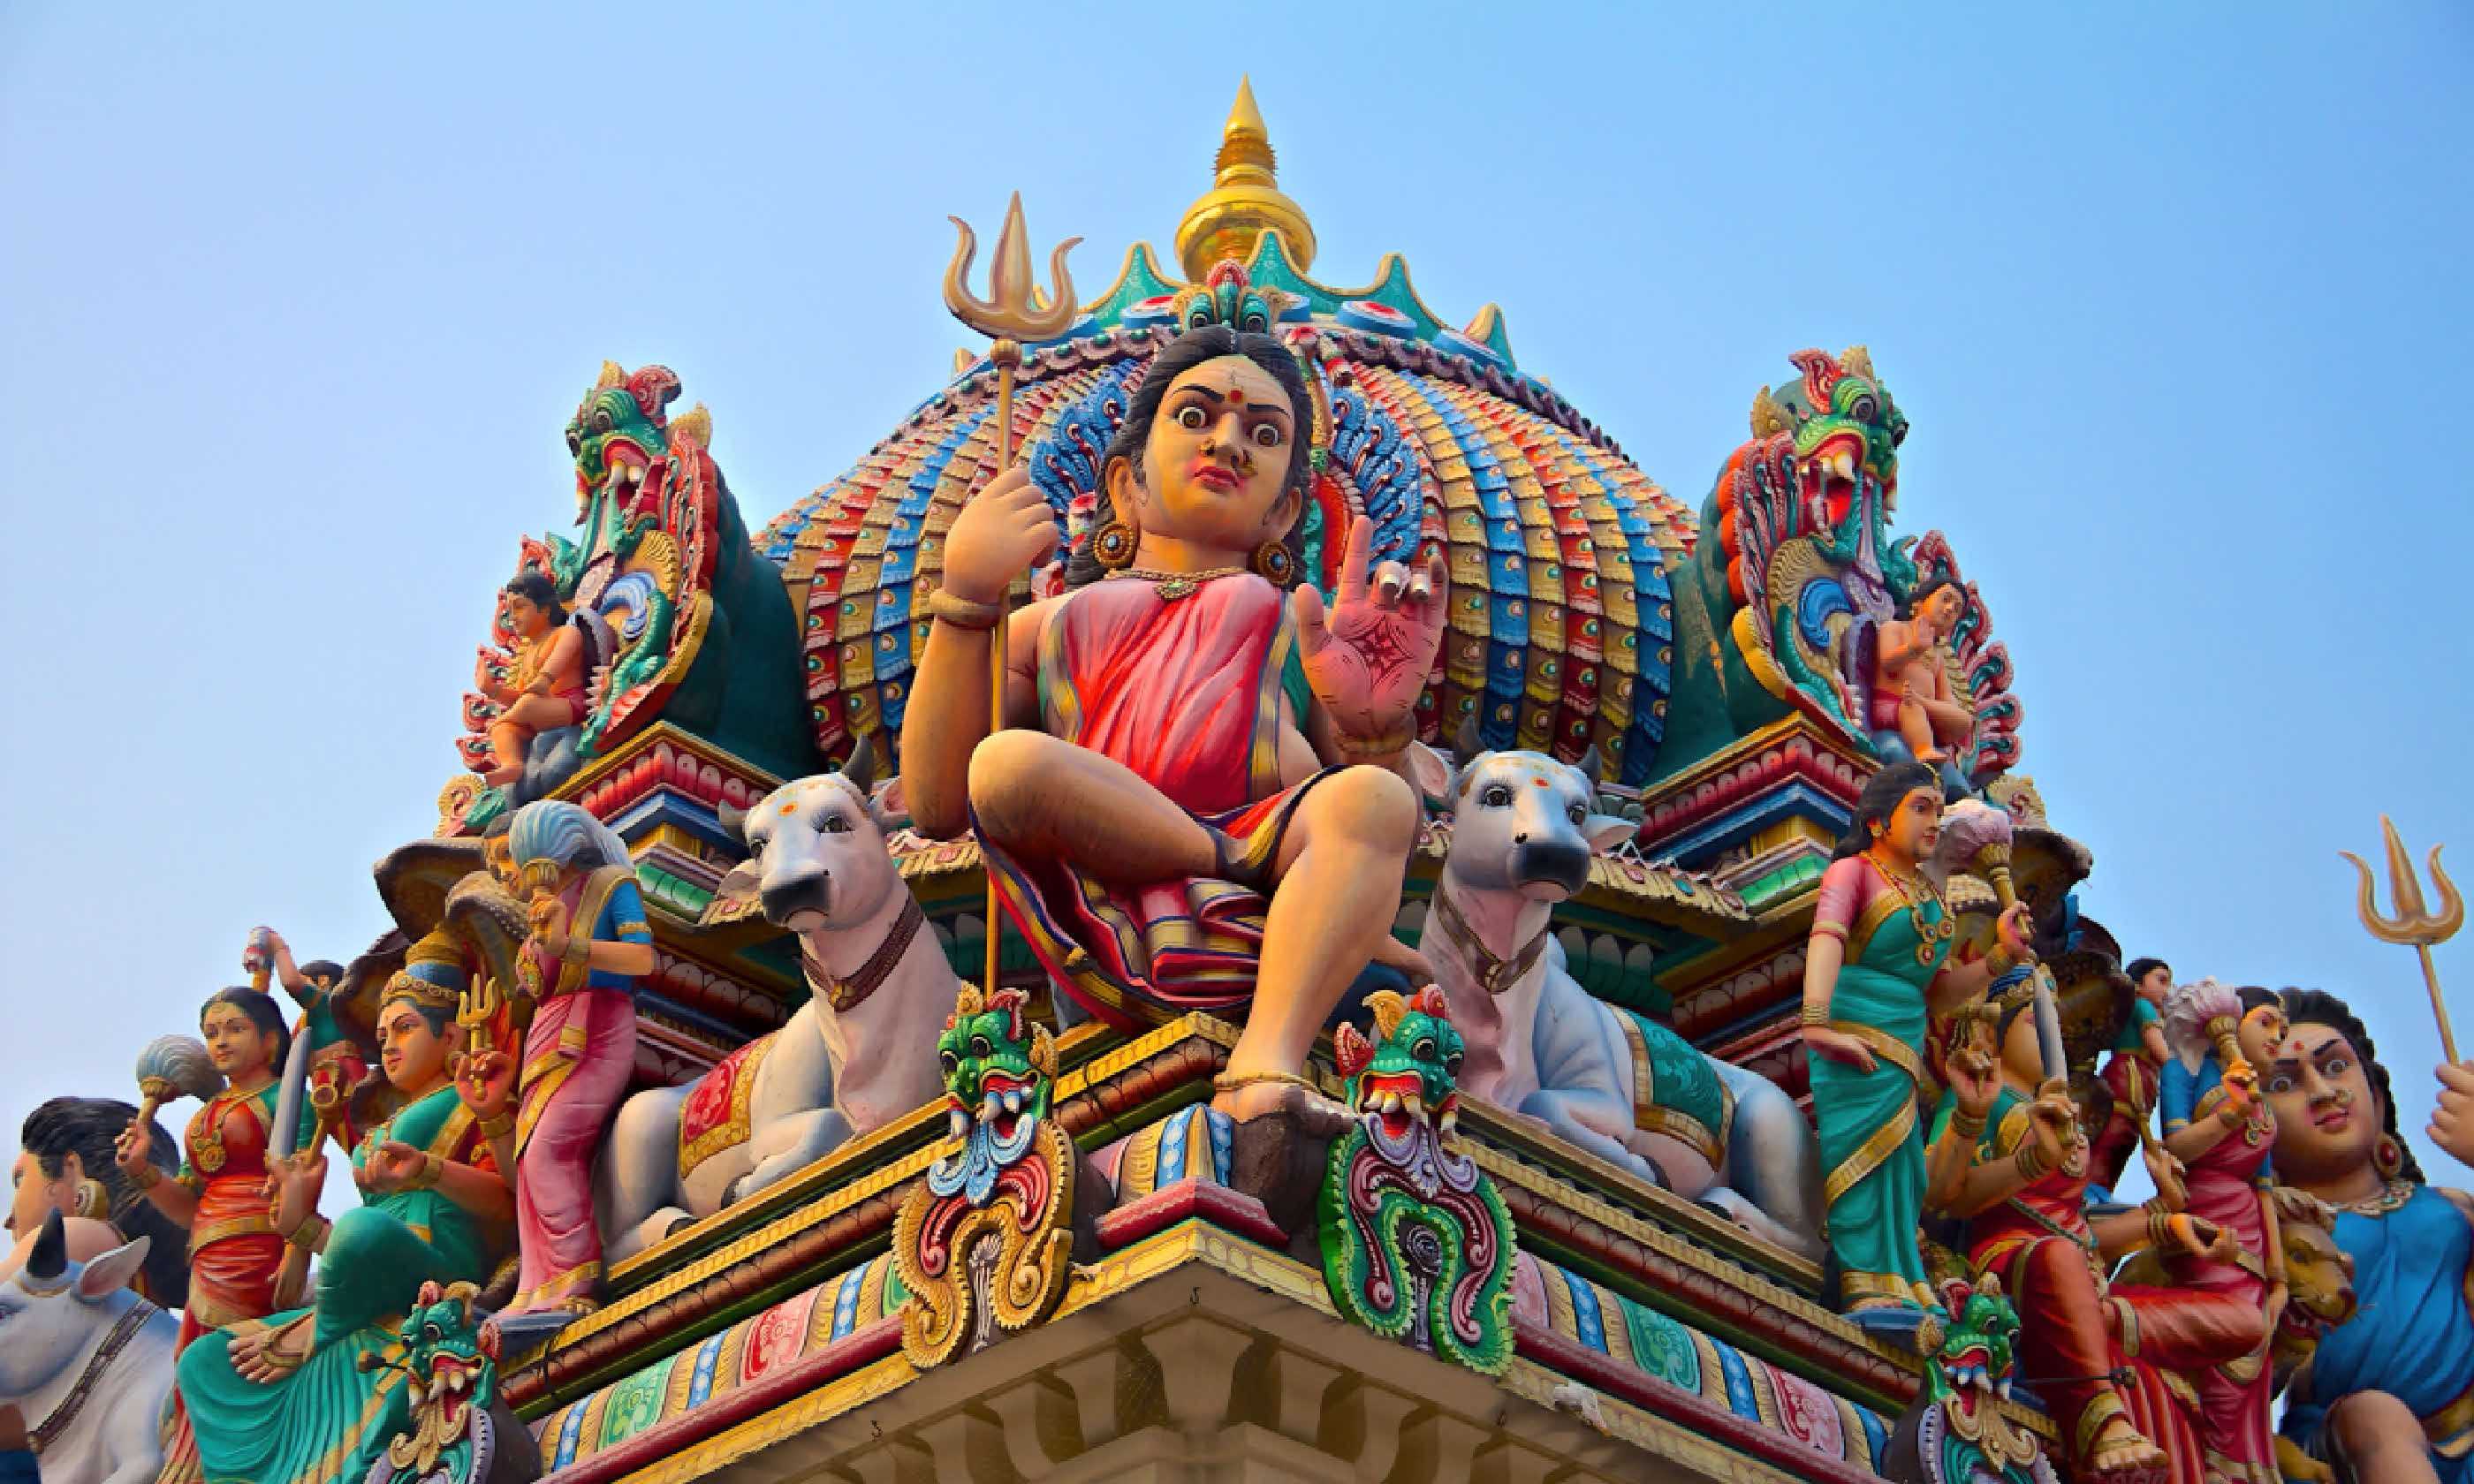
[907,232,1448,1224]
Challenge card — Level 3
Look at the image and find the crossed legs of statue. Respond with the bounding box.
[969,728,1422,1117]
[485,694,578,787]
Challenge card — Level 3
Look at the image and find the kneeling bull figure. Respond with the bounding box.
[1423,740,1824,1260]
[596,738,957,1260]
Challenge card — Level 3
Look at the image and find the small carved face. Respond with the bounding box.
[2236,1005,2289,1071]
[1113,357,1299,556]
[377,1003,452,1093]
[1920,585,1964,635]
[503,591,552,640]
[2136,964,2174,1006]
[2280,1217,2359,1336]
[199,1001,276,1082]
[2261,1023,2379,1185]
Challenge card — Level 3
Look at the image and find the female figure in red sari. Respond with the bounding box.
[112,987,301,1483]
[1927,976,2263,1480]
[905,303,1447,1211]
[2157,978,2289,1484]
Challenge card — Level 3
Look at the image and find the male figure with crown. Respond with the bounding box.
[906,269,1448,1222]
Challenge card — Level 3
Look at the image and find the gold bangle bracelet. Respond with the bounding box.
[1332,724,1414,760]
[285,1214,330,1252]
[131,1162,163,1191]
[1947,1108,1987,1141]
[1211,1069,1324,1095]
[2013,1144,2046,1183]
[1800,1002,1829,1027]
[478,1111,514,1140]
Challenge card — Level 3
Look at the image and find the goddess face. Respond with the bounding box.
[200,1001,277,1085]
[378,1002,453,1093]
[2235,1004,2289,1070]
[1876,787,1942,863]
[1112,356,1301,557]
[2261,1022,2379,1185]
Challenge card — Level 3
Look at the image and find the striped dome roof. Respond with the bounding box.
[756,232,1694,787]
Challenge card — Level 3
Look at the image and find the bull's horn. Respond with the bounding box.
[1453,715,1485,765]
[841,731,879,797]
[27,1209,65,1282]
[717,800,748,843]
[1574,744,1603,784]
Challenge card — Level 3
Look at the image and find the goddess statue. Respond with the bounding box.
[1796,760,2029,1321]
[2272,988,2474,1484]
[2154,978,2289,1484]
[500,800,649,1318]
[111,988,300,1483]
[9,1098,190,1305]
[904,309,1446,1189]
[172,952,516,1484]
[1926,979,2264,1481]
[473,572,587,790]
[2089,954,2173,1193]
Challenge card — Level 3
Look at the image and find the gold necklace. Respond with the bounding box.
[1864,847,1955,965]
[1105,566,1245,602]
[2334,1178,2414,1216]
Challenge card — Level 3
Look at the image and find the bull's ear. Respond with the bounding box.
[74,1233,148,1302]
[1401,742,1452,813]
[1582,814,1635,854]
[871,776,910,831]
[708,859,763,924]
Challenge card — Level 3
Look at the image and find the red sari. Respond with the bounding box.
[2162,1062,2280,1484]
[983,572,1333,1030]
[160,1083,288,1484]
[1937,1086,2263,1480]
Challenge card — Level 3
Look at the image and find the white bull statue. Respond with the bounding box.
[596,737,957,1261]
[0,1212,178,1484]
[1422,739,1825,1261]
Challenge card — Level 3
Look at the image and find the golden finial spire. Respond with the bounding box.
[1174,76,1317,281]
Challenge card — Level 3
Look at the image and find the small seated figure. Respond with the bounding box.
[1871,578,1971,767]
[174,957,517,1484]
[905,308,1448,1167]
[473,572,587,790]
[1927,981,2265,1480]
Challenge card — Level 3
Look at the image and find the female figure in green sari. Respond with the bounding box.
[1799,761,2028,1325]
[175,932,519,1484]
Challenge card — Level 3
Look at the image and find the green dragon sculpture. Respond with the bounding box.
[1884,1274,2049,1484]
[452,363,814,828]
[1657,347,2020,791]
[1316,986,1515,1375]
[892,985,1078,1369]
[355,1280,537,1484]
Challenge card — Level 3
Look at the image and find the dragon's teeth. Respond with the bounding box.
[1403,1093,1423,1120]
[1002,1088,1023,1114]
[948,1109,969,1140]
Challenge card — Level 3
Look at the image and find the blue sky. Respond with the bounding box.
[3,4,2469,1205]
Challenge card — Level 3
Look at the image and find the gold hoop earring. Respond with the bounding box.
[1252,541,1295,587]
[1092,519,1137,572]
[74,1177,109,1221]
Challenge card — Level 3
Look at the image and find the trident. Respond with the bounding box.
[942,193,1078,995]
[2343,815,2465,1064]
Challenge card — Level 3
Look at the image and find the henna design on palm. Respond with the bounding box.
[1292,516,1449,746]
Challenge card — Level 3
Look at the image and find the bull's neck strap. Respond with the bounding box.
[807,893,926,1013]
[30,1298,158,1456]
[1432,882,1549,996]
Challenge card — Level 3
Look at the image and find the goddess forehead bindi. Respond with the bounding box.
[1166,356,1287,413]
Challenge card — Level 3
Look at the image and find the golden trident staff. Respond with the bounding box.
[942,193,1079,994]
[2343,815,2465,1064]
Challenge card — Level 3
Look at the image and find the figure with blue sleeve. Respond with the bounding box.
[2271,988,2474,1484]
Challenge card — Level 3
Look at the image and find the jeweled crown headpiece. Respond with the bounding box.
[383,928,467,1015]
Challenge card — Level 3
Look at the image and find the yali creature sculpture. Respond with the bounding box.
[1423,737,1822,1258]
